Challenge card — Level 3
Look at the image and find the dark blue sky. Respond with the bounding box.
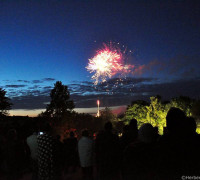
[0,0,200,115]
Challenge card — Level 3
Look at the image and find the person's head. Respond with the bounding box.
[166,107,186,133]
[138,123,155,143]
[104,122,113,132]
[82,129,89,137]
[129,119,138,129]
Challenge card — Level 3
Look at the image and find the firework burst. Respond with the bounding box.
[86,42,134,84]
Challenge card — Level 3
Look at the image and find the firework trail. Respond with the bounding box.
[86,42,134,84]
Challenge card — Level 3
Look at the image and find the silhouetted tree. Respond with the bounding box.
[44,81,74,118]
[0,88,12,116]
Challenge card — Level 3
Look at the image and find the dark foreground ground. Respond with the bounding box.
[0,166,99,180]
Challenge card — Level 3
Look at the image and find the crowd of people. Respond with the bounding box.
[0,107,200,180]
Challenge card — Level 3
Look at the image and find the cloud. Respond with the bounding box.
[16,78,55,83]
[105,77,155,85]
[31,78,56,84]
[130,55,200,79]
[6,85,27,88]
[73,77,200,107]
[17,80,30,83]
[28,85,41,89]
[11,95,50,110]
[68,77,156,96]
[43,86,53,89]
[69,77,200,108]
[132,60,164,76]
[43,78,56,81]
[9,77,155,109]
[32,80,43,84]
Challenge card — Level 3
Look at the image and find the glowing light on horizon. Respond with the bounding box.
[97,99,100,117]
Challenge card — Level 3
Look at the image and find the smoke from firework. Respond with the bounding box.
[86,42,134,84]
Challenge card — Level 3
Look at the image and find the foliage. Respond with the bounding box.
[124,102,148,126]
[0,88,12,116]
[146,96,168,133]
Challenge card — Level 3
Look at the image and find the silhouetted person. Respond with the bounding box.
[3,129,30,180]
[183,116,200,174]
[95,122,120,180]
[128,118,138,140]
[37,123,62,180]
[157,107,200,179]
[54,134,64,174]
[78,130,94,180]
[26,124,39,180]
[120,125,129,150]
[123,123,157,180]
[167,107,187,135]
[63,131,78,173]
[120,119,138,151]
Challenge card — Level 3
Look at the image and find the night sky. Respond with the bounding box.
[0,0,200,116]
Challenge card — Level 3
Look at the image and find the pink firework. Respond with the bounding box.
[86,42,134,84]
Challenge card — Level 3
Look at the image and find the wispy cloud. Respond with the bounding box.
[32,80,43,84]
[6,85,27,88]
[17,80,30,83]
[132,60,164,76]
[43,78,56,81]
[130,55,200,79]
